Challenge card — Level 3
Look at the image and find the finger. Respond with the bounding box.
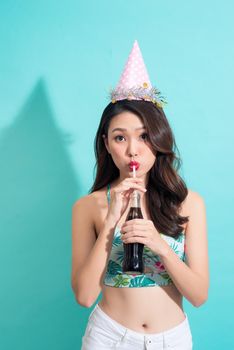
[121,226,148,235]
[122,236,146,244]
[125,177,143,182]
[125,219,149,225]
[114,184,147,194]
[121,220,149,230]
[120,182,146,190]
[121,230,148,239]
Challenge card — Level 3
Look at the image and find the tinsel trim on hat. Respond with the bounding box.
[109,82,167,108]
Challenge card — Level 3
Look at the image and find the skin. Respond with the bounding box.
[103,111,172,256]
[71,111,209,334]
[103,111,156,189]
[99,111,188,331]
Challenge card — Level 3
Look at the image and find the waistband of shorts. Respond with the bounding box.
[88,302,191,342]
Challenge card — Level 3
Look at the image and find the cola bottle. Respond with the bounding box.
[122,190,145,274]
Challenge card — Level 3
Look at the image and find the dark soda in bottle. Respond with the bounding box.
[122,190,145,274]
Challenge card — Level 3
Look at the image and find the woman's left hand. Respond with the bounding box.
[120,219,169,256]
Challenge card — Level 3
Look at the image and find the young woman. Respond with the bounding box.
[71,99,209,349]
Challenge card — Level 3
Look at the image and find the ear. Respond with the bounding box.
[102,134,111,154]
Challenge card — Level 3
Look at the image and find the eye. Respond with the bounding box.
[114,133,148,142]
[140,133,148,140]
[114,135,125,142]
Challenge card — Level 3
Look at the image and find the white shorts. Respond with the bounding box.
[81,303,193,349]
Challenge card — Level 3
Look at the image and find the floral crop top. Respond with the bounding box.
[103,184,186,288]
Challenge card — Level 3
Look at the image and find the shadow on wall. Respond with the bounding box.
[0,79,82,349]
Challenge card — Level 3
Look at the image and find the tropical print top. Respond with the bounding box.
[103,183,186,288]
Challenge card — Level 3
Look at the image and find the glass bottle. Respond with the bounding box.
[122,190,145,274]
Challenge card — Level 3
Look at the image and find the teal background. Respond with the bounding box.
[0,1,233,349]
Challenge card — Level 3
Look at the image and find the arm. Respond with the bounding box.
[71,196,116,308]
[159,190,209,307]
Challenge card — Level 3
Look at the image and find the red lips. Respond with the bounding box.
[129,161,140,171]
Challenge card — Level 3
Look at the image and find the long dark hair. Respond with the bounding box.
[89,100,189,239]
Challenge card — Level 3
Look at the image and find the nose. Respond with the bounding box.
[127,139,138,158]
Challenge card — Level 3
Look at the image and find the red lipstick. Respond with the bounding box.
[129,161,140,171]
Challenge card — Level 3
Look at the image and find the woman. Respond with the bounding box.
[71,42,209,349]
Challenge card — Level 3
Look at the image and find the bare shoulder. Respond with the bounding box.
[72,194,97,239]
[179,189,204,233]
[72,190,104,212]
[184,188,206,208]
[185,188,207,235]
[72,188,108,234]
[178,187,206,236]
[73,192,95,209]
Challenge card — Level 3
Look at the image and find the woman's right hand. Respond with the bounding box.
[106,177,147,225]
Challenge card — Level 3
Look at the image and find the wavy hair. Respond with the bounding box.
[89,100,189,239]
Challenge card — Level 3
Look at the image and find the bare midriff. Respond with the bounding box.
[92,187,188,334]
[99,283,186,334]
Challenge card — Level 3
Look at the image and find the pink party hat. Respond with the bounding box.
[110,40,166,108]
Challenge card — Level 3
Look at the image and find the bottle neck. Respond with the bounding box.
[130,190,141,208]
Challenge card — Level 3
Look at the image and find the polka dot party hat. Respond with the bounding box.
[110,40,167,108]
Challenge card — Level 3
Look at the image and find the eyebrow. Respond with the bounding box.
[111,126,146,133]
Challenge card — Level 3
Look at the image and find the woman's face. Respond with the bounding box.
[103,111,156,181]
